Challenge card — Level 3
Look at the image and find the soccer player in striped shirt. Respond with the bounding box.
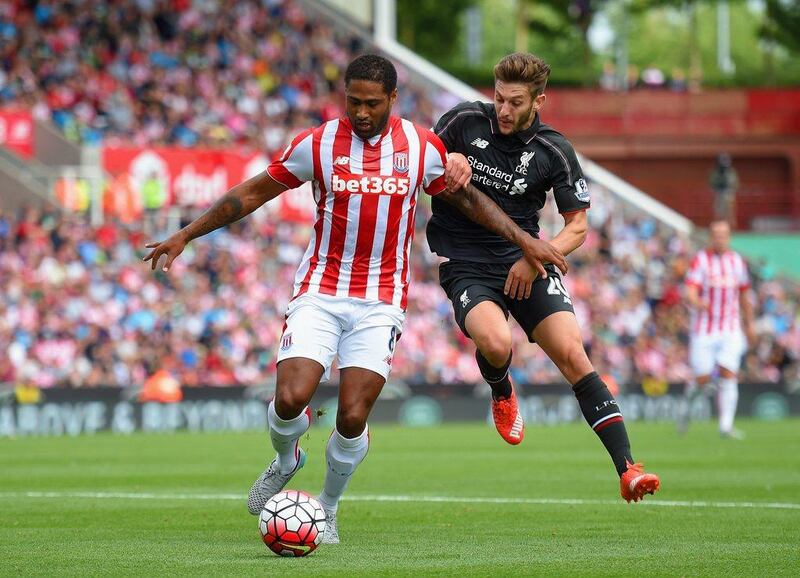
[143,54,566,543]
[678,220,755,438]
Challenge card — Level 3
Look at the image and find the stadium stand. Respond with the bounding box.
[0,0,797,390]
[0,0,440,150]
[1,186,797,389]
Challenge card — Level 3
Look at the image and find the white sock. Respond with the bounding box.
[268,400,310,474]
[318,426,369,514]
[717,377,739,433]
[679,379,704,420]
[684,379,699,402]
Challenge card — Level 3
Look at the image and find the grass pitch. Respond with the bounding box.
[2,419,799,576]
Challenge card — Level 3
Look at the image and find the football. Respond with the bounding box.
[258,490,327,557]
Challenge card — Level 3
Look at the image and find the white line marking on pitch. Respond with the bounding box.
[0,491,798,511]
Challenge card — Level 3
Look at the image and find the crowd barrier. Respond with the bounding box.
[1,382,796,437]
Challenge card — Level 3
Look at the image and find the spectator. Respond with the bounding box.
[710,153,739,225]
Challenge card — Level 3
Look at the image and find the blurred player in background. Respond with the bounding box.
[430,52,660,502]
[143,54,565,543]
[678,220,755,438]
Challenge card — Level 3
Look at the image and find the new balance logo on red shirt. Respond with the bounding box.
[333,155,350,166]
[331,174,411,195]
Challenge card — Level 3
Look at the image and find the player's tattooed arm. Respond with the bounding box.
[180,172,286,242]
[143,171,287,272]
[179,194,245,242]
[439,183,568,277]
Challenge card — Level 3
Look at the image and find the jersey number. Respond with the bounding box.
[547,277,572,304]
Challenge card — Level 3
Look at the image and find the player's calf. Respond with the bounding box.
[572,371,631,476]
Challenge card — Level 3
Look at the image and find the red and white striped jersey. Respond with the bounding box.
[685,249,750,335]
[267,115,447,311]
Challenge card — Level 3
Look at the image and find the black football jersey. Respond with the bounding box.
[426,101,590,263]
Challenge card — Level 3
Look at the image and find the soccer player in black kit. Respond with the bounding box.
[428,53,660,502]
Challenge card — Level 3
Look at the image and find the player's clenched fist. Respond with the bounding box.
[444,152,472,192]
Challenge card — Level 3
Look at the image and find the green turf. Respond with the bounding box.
[1,419,799,576]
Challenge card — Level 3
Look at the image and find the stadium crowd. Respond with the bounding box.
[1,183,798,390]
[0,0,443,151]
[0,0,798,390]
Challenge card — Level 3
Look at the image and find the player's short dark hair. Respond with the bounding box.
[494,52,551,96]
[345,54,397,94]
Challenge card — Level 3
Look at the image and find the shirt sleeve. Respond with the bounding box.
[738,254,751,291]
[267,128,314,189]
[422,130,447,196]
[540,135,591,214]
[685,254,704,287]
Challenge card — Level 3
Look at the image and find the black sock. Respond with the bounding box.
[476,350,512,400]
[572,372,632,477]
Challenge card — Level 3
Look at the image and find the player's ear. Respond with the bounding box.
[388,88,398,108]
[534,92,546,112]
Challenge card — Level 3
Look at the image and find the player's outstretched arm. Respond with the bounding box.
[142,171,287,272]
[438,182,568,278]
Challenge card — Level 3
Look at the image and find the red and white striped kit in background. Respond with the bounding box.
[685,248,750,336]
[268,115,447,311]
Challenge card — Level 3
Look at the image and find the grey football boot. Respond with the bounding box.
[321,509,339,544]
[247,448,306,515]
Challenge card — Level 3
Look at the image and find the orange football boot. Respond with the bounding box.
[620,460,661,503]
[491,381,524,445]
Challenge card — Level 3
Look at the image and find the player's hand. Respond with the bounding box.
[504,258,538,300]
[142,231,189,272]
[519,238,567,278]
[445,152,472,192]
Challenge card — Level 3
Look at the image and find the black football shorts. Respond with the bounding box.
[438,260,575,343]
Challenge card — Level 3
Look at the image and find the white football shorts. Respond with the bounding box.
[276,293,405,381]
[689,331,746,377]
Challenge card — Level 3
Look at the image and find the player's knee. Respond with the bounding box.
[273,388,309,418]
[474,333,512,367]
[559,342,593,383]
[336,406,368,438]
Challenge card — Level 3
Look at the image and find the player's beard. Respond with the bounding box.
[512,104,536,133]
[352,108,391,140]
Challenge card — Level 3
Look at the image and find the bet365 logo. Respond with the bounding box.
[331,174,411,195]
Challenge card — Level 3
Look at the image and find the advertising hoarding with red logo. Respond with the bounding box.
[0,110,34,158]
[102,146,315,223]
